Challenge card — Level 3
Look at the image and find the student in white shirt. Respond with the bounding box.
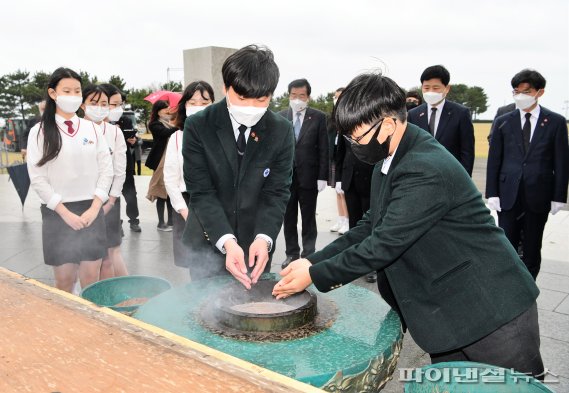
[165,81,215,267]
[26,67,113,293]
[80,84,128,279]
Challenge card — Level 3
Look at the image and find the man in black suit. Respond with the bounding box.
[273,72,543,378]
[279,79,329,268]
[183,45,295,289]
[486,69,569,279]
[408,65,475,176]
[488,103,516,142]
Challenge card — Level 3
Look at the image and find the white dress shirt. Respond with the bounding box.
[292,107,307,128]
[102,122,127,198]
[27,114,113,209]
[381,147,399,175]
[216,116,273,253]
[164,130,187,213]
[519,105,541,141]
[427,99,445,137]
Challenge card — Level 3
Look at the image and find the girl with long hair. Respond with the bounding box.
[27,68,113,292]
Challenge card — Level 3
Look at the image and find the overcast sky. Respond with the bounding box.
[2,0,568,119]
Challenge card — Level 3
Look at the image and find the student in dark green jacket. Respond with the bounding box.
[183,45,295,289]
[273,72,543,378]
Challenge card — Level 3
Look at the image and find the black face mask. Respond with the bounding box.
[406,101,419,111]
[349,125,392,165]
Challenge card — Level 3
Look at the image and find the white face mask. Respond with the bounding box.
[186,105,206,117]
[513,93,538,111]
[227,97,267,128]
[85,106,110,123]
[55,95,82,114]
[422,92,445,106]
[107,107,124,122]
[290,98,308,113]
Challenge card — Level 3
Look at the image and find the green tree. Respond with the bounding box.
[0,70,36,120]
[79,70,99,86]
[127,87,153,128]
[465,86,488,119]
[269,91,289,112]
[161,81,183,92]
[446,84,470,105]
[108,75,127,92]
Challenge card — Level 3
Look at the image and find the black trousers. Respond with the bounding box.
[283,173,318,258]
[121,172,140,225]
[430,303,544,379]
[345,179,371,229]
[498,186,549,280]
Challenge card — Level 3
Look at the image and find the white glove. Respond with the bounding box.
[488,197,501,212]
[317,180,327,192]
[551,201,566,215]
[335,182,344,195]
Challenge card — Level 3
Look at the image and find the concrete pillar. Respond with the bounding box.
[183,46,237,102]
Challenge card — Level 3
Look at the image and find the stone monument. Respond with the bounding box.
[183,46,237,101]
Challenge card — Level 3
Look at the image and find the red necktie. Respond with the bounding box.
[64,120,75,135]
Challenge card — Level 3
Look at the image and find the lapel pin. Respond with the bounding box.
[263,168,270,178]
[419,112,425,117]
[250,131,259,142]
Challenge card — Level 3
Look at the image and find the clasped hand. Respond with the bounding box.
[225,238,270,289]
[272,258,313,299]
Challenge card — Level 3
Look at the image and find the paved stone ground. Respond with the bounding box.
[0,156,567,392]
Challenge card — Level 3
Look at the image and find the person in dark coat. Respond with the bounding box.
[486,69,569,279]
[274,71,543,379]
[182,45,294,288]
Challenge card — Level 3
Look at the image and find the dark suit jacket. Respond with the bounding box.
[307,123,539,354]
[407,100,475,176]
[146,120,177,170]
[278,107,329,189]
[182,99,295,274]
[486,106,569,212]
[488,103,516,142]
[335,132,374,192]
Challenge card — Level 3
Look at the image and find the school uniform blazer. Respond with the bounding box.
[486,106,569,212]
[278,107,329,189]
[307,123,539,354]
[407,101,475,176]
[182,99,295,269]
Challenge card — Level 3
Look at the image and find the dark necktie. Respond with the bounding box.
[237,124,247,166]
[522,112,531,153]
[428,107,437,135]
[64,120,75,135]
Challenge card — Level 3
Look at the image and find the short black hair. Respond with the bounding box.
[287,78,311,96]
[406,90,422,104]
[222,44,279,98]
[100,83,127,102]
[334,71,407,136]
[420,65,450,86]
[511,69,546,90]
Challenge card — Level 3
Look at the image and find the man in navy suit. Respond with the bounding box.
[486,69,569,279]
[408,65,475,176]
[279,79,329,268]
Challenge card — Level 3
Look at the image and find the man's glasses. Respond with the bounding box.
[343,118,385,145]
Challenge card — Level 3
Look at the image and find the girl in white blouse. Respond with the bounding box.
[164,81,214,267]
[80,84,128,280]
[27,68,113,293]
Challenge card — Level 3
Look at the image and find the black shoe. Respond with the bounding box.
[281,256,299,270]
[366,273,377,283]
[130,223,141,232]
[157,223,173,232]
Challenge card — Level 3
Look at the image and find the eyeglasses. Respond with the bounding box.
[345,117,396,146]
[108,102,125,109]
[512,89,536,96]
